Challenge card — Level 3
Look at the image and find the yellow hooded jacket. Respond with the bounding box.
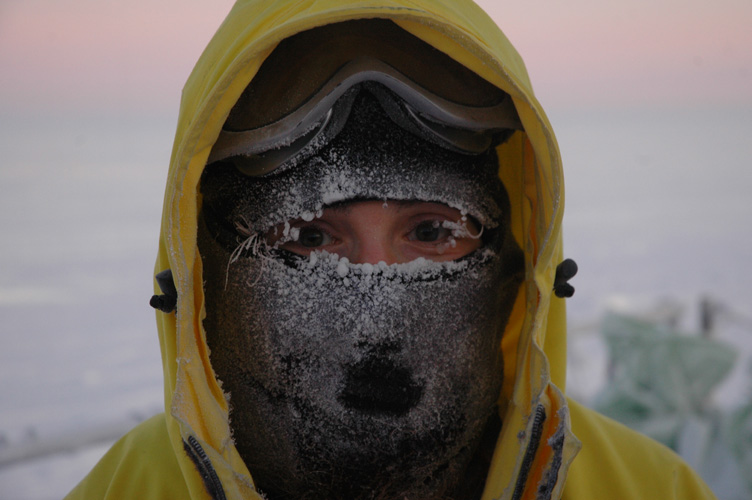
[66,1,716,499]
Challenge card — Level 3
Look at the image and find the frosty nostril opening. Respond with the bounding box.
[339,355,423,415]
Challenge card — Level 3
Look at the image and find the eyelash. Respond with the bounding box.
[405,218,451,242]
[273,216,473,249]
[291,223,336,247]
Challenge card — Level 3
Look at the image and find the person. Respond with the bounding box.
[66,1,716,499]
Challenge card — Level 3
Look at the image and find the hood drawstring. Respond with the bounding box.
[150,269,177,313]
[553,259,578,298]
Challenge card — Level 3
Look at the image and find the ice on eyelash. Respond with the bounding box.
[228,216,498,287]
[235,213,482,261]
[441,220,484,240]
[257,220,303,249]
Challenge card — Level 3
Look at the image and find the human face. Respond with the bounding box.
[198,197,522,500]
[198,87,524,499]
[266,200,482,265]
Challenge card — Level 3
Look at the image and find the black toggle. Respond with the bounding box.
[553,259,578,298]
[150,269,177,313]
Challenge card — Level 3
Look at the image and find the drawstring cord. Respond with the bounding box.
[553,259,578,298]
[150,269,177,313]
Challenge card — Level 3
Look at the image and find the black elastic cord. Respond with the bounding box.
[150,269,177,313]
[553,259,578,298]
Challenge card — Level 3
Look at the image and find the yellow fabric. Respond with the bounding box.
[65,415,190,500]
[563,399,717,500]
[66,0,715,499]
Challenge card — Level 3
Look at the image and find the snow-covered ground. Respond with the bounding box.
[1,106,750,499]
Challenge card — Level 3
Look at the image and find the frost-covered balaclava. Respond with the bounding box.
[198,87,524,499]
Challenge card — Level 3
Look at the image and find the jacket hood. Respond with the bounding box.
[155,0,580,498]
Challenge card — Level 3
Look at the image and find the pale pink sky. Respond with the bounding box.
[1,0,750,115]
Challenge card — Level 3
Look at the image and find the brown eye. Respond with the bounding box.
[411,221,447,242]
[298,226,331,248]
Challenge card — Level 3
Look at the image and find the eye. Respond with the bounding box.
[409,220,450,243]
[297,226,332,248]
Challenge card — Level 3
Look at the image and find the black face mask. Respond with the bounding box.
[198,89,524,499]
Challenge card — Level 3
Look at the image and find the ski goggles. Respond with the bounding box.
[207,19,523,176]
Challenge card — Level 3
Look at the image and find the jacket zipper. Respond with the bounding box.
[183,435,227,500]
[511,404,546,500]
